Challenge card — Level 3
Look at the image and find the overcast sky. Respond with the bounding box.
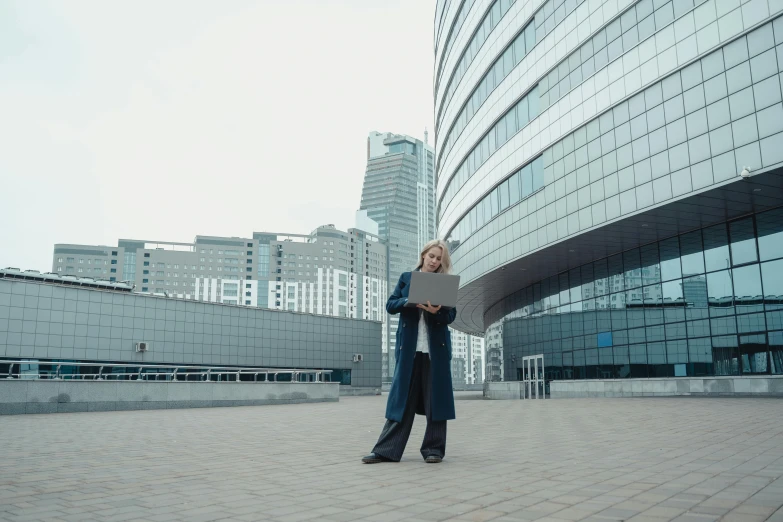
[0,0,437,272]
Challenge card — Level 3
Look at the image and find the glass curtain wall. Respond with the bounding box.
[490,207,783,381]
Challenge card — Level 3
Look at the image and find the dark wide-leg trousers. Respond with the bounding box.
[372,352,447,462]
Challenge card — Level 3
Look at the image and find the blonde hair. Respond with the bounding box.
[414,239,453,274]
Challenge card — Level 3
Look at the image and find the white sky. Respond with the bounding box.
[0,0,437,272]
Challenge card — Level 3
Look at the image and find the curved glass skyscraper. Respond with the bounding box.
[435,0,783,381]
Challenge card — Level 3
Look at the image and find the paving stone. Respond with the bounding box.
[0,397,781,522]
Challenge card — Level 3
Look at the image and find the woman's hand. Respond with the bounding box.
[416,301,441,314]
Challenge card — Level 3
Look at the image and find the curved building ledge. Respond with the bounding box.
[451,168,783,334]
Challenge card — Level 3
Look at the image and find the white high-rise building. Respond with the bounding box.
[255,224,389,356]
[450,328,485,385]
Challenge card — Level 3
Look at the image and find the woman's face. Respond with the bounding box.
[421,246,443,273]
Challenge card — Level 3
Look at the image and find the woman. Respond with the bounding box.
[362,239,457,464]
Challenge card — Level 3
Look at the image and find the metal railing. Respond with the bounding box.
[0,360,332,383]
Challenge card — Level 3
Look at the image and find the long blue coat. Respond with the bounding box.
[385,271,457,422]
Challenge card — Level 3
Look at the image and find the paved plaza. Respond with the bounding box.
[1,395,782,522]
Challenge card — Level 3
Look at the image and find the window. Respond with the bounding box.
[143,261,149,266]
[144,253,150,258]
[79,259,83,264]
[730,218,758,265]
[112,251,117,256]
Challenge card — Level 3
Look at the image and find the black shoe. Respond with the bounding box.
[425,455,442,463]
[362,452,389,464]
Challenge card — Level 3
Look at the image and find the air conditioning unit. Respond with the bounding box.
[135,342,149,352]
[353,354,363,363]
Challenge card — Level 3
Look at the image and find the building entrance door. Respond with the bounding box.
[521,354,545,399]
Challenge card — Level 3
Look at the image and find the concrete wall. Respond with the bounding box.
[0,278,382,389]
[0,380,339,415]
[551,376,783,398]
[380,382,484,393]
[484,381,524,400]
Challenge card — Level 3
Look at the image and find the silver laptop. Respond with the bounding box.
[407,271,461,309]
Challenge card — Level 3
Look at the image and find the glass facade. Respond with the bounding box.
[445,156,544,249]
[488,208,783,381]
[0,279,381,388]
[435,0,783,383]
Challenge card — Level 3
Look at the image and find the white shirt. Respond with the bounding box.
[416,311,429,353]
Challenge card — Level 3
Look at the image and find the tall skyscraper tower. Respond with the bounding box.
[361,131,435,381]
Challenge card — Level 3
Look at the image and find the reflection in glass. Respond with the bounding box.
[608,254,624,293]
[683,276,708,320]
[640,243,661,286]
[662,279,686,323]
[627,291,645,329]
[688,337,713,376]
[491,208,783,382]
[628,327,646,344]
[687,319,710,337]
[628,344,648,377]
[666,322,687,340]
[712,335,739,376]
[757,208,783,261]
[732,264,763,314]
[680,231,704,276]
[736,313,766,334]
[703,223,730,273]
[667,339,688,364]
[710,316,737,336]
[730,218,758,266]
[739,334,768,374]
[569,268,582,303]
[623,249,642,290]
[580,264,594,298]
[573,350,586,379]
[646,325,665,342]
[647,342,668,376]
[706,270,734,317]
[769,331,783,375]
[593,259,608,296]
[559,272,571,305]
[760,259,783,311]
[660,237,682,281]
